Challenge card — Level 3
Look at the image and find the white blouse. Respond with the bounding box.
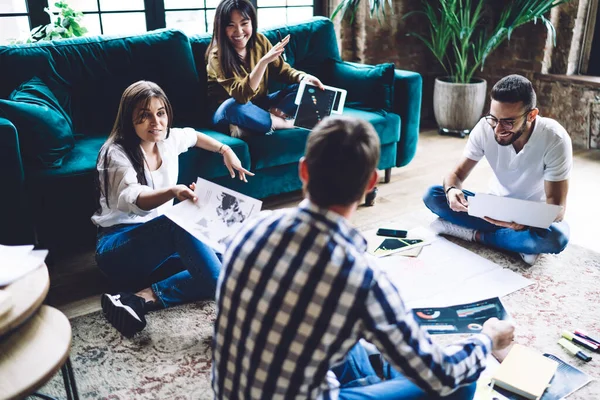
[91,127,198,228]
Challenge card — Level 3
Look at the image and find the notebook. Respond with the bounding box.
[491,344,558,400]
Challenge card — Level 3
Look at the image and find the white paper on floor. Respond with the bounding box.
[371,227,533,309]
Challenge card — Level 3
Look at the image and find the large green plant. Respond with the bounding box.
[332,0,569,83]
[18,1,87,43]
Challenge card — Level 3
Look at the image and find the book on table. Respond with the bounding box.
[491,344,558,399]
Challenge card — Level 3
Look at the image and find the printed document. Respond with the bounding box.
[165,178,262,253]
[373,228,533,309]
[468,193,562,229]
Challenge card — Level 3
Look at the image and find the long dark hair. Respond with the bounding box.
[206,0,258,78]
[96,80,173,208]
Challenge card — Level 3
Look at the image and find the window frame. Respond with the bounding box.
[0,0,324,42]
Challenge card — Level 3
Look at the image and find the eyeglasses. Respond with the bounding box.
[484,110,531,130]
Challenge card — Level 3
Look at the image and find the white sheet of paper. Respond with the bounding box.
[165,178,262,254]
[0,248,48,286]
[372,229,533,309]
[468,193,562,229]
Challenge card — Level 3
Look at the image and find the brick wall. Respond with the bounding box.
[332,0,599,148]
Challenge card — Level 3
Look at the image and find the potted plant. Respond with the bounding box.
[15,1,87,44]
[332,0,569,137]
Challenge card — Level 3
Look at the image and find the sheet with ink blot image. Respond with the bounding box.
[412,297,509,335]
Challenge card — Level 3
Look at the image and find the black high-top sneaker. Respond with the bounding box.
[101,292,148,338]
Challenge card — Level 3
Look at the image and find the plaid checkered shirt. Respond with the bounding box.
[212,199,492,399]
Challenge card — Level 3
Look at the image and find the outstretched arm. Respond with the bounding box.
[361,270,514,397]
[195,132,254,182]
[443,157,478,212]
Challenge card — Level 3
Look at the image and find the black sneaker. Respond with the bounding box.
[101,292,147,338]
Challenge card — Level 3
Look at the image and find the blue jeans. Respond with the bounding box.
[95,215,222,308]
[212,84,299,134]
[422,185,570,255]
[335,343,476,400]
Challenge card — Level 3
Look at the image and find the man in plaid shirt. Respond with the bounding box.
[212,116,515,399]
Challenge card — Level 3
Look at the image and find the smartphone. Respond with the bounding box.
[277,30,288,61]
[373,238,424,255]
[376,228,407,238]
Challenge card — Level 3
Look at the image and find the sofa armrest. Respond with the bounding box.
[393,70,422,167]
[0,117,33,244]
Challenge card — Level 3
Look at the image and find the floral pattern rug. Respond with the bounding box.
[33,239,600,399]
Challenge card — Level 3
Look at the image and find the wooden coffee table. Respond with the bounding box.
[0,264,79,399]
[0,264,49,337]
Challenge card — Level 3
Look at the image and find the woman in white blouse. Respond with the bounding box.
[92,80,253,337]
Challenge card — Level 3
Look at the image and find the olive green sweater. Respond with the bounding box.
[206,32,305,110]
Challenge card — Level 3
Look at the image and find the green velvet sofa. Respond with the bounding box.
[0,16,422,258]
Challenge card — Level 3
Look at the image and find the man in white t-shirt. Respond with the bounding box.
[423,75,572,265]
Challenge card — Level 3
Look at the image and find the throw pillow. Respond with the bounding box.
[325,60,395,112]
[0,77,74,168]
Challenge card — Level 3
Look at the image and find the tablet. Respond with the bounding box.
[293,81,347,129]
[468,193,562,229]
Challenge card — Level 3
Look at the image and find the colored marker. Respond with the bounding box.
[558,338,592,362]
[562,331,599,352]
[574,329,600,346]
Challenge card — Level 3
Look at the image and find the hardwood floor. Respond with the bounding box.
[56,128,600,318]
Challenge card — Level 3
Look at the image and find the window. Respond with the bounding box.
[257,0,315,29]
[0,0,31,43]
[164,0,320,36]
[0,0,322,44]
[68,0,147,35]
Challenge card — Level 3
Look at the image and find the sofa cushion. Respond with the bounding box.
[340,108,400,145]
[326,60,395,112]
[32,135,105,178]
[178,129,252,184]
[0,77,74,168]
[245,128,310,170]
[246,108,400,171]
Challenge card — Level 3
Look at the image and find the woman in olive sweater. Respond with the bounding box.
[206,0,324,137]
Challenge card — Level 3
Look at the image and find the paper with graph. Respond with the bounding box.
[165,178,262,253]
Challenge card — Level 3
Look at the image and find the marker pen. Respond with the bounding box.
[558,338,592,362]
[574,329,600,346]
[562,330,598,352]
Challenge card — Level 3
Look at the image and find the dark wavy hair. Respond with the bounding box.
[304,116,380,207]
[206,0,258,78]
[96,80,173,208]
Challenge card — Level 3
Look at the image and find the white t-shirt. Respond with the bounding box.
[91,127,198,227]
[464,116,572,201]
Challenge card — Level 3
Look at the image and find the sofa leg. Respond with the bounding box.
[384,168,391,183]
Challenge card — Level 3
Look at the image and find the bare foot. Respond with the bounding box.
[269,107,290,119]
[270,114,295,130]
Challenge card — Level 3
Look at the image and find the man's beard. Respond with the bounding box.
[494,122,527,146]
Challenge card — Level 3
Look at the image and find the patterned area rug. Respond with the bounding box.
[34,240,600,399]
